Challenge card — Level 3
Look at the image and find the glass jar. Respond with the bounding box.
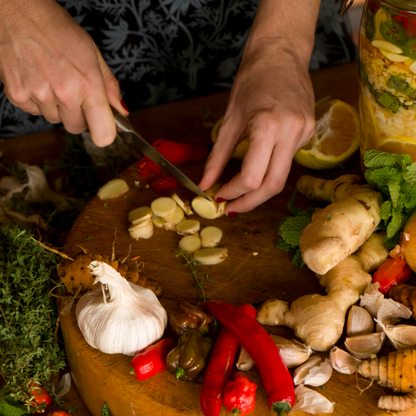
[359,0,416,163]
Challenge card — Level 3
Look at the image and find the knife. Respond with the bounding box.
[111,107,210,201]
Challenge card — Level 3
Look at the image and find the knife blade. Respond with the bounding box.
[111,107,211,201]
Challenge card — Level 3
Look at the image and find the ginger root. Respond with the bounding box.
[257,233,389,351]
[297,175,383,275]
[389,284,416,320]
[358,348,416,412]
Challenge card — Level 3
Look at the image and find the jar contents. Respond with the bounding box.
[359,0,416,160]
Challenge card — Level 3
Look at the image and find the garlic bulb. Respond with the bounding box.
[76,261,167,356]
[329,347,361,374]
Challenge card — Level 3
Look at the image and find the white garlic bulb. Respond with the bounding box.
[76,261,167,356]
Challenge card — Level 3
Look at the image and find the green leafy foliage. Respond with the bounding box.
[0,224,66,413]
[364,149,416,249]
[276,190,314,268]
[387,75,415,95]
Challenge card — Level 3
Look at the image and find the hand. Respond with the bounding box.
[0,0,128,146]
[199,41,316,214]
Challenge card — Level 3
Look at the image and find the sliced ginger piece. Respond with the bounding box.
[151,197,176,218]
[151,213,164,228]
[200,226,223,247]
[97,179,129,199]
[171,193,193,215]
[163,205,185,231]
[176,220,200,235]
[179,235,202,254]
[192,183,227,219]
[128,218,154,240]
[128,206,152,224]
[193,247,228,265]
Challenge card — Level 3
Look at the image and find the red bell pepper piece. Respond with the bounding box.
[28,381,52,414]
[372,257,412,295]
[204,300,295,416]
[130,338,175,381]
[152,139,209,164]
[394,15,405,23]
[137,157,151,177]
[200,304,257,416]
[223,372,257,416]
[151,176,179,193]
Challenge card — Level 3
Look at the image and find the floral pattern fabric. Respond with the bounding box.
[0,0,356,138]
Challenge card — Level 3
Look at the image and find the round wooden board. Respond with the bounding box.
[59,154,405,416]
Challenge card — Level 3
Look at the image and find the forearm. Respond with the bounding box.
[245,0,321,67]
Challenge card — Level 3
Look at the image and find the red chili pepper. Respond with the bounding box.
[47,411,72,416]
[204,300,295,416]
[28,381,52,413]
[130,338,175,380]
[372,257,412,295]
[394,15,405,23]
[152,139,209,164]
[200,304,257,416]
[137,157,151,177]
[404,16,410,30]
[223,372,257,416]
[151,176,179,193]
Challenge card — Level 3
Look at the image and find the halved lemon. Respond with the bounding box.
[293,99,360,170]
[378,136,416,157]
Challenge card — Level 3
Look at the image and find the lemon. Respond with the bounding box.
[293,99,360,170]
[378,136,416,157]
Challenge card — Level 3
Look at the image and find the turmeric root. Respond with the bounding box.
[257,233,389,351]
[297,175,383,275]
[57,252,162,296]
[389,284,416,320]
[358,348,416,412]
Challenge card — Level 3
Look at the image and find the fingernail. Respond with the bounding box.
[121,99,129,112]
[216,197,227,203]
[227,211,238,218]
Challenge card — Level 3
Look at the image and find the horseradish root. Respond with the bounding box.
[97,179,129,199]
[297,175,383,275]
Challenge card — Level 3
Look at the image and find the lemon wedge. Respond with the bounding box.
[293,99,360,170]
[378,136,416,156]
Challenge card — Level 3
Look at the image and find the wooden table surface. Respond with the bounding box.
[4,62,412,416]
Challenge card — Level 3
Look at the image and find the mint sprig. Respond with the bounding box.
[364,149,416,249]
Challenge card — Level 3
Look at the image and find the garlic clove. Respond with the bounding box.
[256,299,288,326]
[329,347,361,374]
[301,359,333,387]
[382,324,416,349]
[346,305,374,337]
[293,356,321,385]
[236,346,255,371]
[360,282,384,317]
[290,385,335,414]
[344,332,385,359]
[269,334,312,368]
[377,298,412,324]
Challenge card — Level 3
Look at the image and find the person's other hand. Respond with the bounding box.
[0,0,128,146]
[199,41,316,215]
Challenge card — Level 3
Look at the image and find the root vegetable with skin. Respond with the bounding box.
[257,233,389,351]
[200,226,223,248]
[192,184,227,219]
[358,348,416,412]
[193,247,228,265]
[179,235,201,254]
[297,175,383,275]
[97,179,129,199]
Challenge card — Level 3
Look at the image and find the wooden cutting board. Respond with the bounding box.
[59,63,415,416]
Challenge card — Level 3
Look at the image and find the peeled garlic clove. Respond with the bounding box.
[383,324,416,349]
[346,305,374,337]
[345,332,385,359]
[256,299,288,326]
[329,347,361,374]
[270,334,312,368]
[290,385,335,414]
[236,346,255,371]
[293,356,321,385]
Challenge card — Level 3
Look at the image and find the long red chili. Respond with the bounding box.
[204,300,295,416]
[152,139,209,163]
[200,304,257,416]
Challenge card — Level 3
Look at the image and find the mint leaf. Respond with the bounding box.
[292,249,305,269]
[377,92,400,113]
[379,200,392,221]
[387,75,415,95]
[279,216,312,247]
[276,238,297,253]
[404,163,416,184]
[388,181,401,208]
[364,149,410,168]
[386,209,407,239]
[0,396,30,416]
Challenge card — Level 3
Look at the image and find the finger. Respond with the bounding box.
[58,103,88,135]
[224,141,294,214]
[94,44,128,117]
[36,102,61,124]
[214,119,277,201]
[3,84,42,116]
[198,116,243,191]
